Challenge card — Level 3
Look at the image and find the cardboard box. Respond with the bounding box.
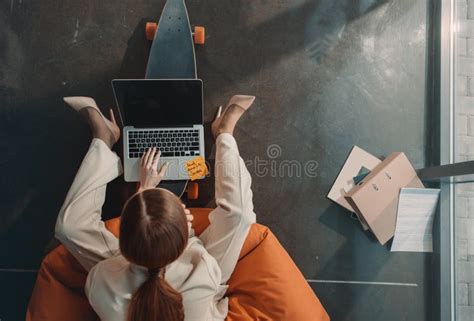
[327,146,381,212]
[327,146,381,229]
[344,152,424,245]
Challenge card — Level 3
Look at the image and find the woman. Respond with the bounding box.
[55,95,256,321]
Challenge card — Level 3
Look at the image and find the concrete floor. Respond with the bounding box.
[1,0,436,320]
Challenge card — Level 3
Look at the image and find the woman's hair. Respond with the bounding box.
[120,188,188,321]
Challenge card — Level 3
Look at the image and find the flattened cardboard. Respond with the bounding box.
[344,152,424,245]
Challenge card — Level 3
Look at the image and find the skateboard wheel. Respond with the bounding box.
[193,26,205,45]
[187,182,199,200]
[145,22,158,41]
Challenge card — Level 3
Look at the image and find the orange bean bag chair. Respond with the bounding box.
[26,208,329,321]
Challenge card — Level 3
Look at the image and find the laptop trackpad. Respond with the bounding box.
[160,158,186,180]
[126,158,198,182]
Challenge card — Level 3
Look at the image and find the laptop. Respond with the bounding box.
[112,79,205,182]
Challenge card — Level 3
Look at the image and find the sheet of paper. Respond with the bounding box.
[391,188,440,252]
[185,156,208,181]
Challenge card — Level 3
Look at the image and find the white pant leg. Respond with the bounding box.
[199,133,256,284]
[55,138,123,271]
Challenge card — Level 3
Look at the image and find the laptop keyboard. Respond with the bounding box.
[128,129,200,159]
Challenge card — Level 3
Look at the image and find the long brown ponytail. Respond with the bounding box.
[119,188,188,321]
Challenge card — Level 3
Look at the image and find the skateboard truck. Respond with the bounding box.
[145,22,205,45]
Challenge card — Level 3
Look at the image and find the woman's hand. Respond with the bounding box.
[138,148,168,192]
[182,204,194,236]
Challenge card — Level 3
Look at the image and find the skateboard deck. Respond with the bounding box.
[145,0,199,197]
[146,0,196,79]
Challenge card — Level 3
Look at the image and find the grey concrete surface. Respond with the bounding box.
[0,0,436,320]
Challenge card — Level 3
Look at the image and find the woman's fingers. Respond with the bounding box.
[142,148,154,168]
[151,149,161,169]
[146,147,156,168]
[181,204,191,214]
[141,148,164,169]
[157,161,169,177]
[141,148,150,166]
[181,204,193,227]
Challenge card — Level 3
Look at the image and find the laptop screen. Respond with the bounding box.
[112,79,203,127]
